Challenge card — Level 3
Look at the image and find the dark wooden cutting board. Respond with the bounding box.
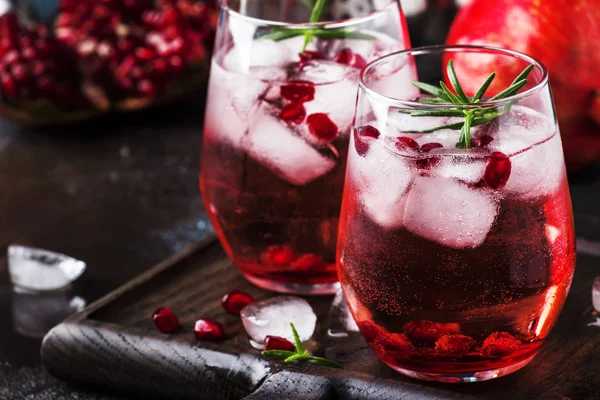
[41,234,600,400]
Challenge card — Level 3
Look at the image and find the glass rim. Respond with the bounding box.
[359,45,549,109]
[220,0,398,29]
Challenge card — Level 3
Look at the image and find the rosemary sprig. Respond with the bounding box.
[405,59,534,148]
[262,323,344,369]
[259,0,377,48]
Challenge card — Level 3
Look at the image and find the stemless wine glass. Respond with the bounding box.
[337,45,576,381]
[200,0,411,294]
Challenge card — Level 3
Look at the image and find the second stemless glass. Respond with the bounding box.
[200,0,410,294]
[337,46,576,381]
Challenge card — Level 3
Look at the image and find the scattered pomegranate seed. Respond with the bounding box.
[435,334,476,355]
[290,254,328,270]
[138,79,157,96]
[264,335,295,351]
[484,151,511,189]
[280,80,315,103]
[221,290,254,314]
[306,113,338,141]
[334,48,367,69]
[481,332,521,357]
[420,142,443,152]
[279,102,306,125]
[395,136,420,151]
[474,134,494,147]
[260,245,297,266]
[403,321,460,344]
[354,125,380,156]
[194,318,225,340]
[299,50,323,61]
[152,306,180,333]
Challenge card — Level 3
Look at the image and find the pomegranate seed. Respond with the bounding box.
[334,48,366,69]
[22,47,37,60]
[403,321,460,344]
[279,102,306,125]
[97,41,116,59]
[135,46,156,61]
[354,125,380,156]
[481,332,521,357]
[11,63,28,81]
[306,113,338,141]
[194,318,225,340]
[299,50,323,62]
[153,58,168,75]
[138,79,156,96]
[264,336,295,351]
[116,55,136,79]
[3,50,20,65]
[259,245,297,266]
[1,74,16,98]
[435,334,476,355]
[484,151,511,189]
[221,290,254,314]
[420,142,443,152]
[474,134,494,147]
[290,254,327,270]
[395,136,419,151]
[169,55,184,72]
[280,80,315,103]
[152,307,180,333]
[77,38,97,57]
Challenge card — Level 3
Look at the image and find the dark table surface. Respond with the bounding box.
[0,91,600,400]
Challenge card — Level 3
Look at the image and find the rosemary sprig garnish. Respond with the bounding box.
[262,323,344,369]
[259,0,377,48]
[405,59,534,148]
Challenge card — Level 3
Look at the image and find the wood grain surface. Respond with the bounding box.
[41,234,600,400]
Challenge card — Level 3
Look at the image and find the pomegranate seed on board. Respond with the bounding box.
[306,113,338,141]
[484,151,511,189]
[280,80,315,103]
[395,136,420,151]
[279,102,306,125]
[354,125,380,156]
[221,290,254,314]
[194,318,225,340]
[153,306,180,333]
[264,335,295,351]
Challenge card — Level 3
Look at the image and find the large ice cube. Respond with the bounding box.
[489,106,563,200]
[240,296,317,344]
[243,105,336,185]
[403,176,499,248]
[433,155,487,184]
[8,245,86,292]
[350,141,412,229]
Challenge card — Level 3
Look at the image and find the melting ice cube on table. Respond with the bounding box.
[240,296,317,345]
[8,245,86,292]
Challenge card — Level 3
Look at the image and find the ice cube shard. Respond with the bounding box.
[240,296,316,344]
[8,245,86,292]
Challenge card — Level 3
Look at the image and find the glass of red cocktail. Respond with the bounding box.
[200,0,411,294]
[337,45,576,381]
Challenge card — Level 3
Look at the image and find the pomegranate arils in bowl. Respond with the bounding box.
[264,335,295,351]
[194,318,225,340]
[153,306,180,333]
[222,290,254,314]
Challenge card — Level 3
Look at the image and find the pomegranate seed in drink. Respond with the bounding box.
[481,332,521,357]
[435,334,476,355]
[280,102,306,125]
[484,151,511,189]
[306,113,338,141]
[221,290,254,314]
[260,245,297,266]
[280,80,315,103]
[264,335,295,351]
[420,142,443,152]
[153,307,180,333]
[290,254,327,270]
[395,136,420,151]
[334,48,367,69]
[354,125,380,156]
[194,318,225,340]
[403,321,460,344]
[474,134,494,147]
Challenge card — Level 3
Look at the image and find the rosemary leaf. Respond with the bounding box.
[471,72,496,102]
[439,81,462,104]
[261,350,297,357]
[447,59,470,103]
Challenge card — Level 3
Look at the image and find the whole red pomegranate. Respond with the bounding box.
[446,0,600,170]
